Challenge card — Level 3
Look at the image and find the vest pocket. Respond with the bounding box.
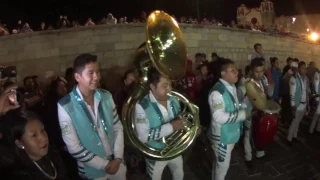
[220,123,241,144]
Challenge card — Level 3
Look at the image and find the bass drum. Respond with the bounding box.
[252,100,281,151]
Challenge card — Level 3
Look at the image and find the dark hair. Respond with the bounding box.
[286,57,293,63]
[293,58,299,63]
[73,53,98,74]
[23,76,32,86]
[245,65,251,75]
[254,43,261,50]
[216,58,234,78]
[46,77,67,103]
[195,53,202,57]
[251,57,264,70]
[31,75,38,80]
[123,69,136,82]
[270,57,278,65]
[147,67,162,86]
[298,61,306,68]
[65,67,74,77]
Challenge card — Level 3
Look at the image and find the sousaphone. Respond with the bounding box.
[122,11,200,161]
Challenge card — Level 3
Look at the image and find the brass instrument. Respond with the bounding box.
[244,78,267,110]
[244,78,280,112]
[122,11,200,161]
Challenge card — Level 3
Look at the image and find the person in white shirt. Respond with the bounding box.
[310,71,320,134]
[135,67,185,180]
[58,54,126,180]
[208,58,250,180]
[241,57,273,169]
[251,43,265,60]
[287,61,309,146]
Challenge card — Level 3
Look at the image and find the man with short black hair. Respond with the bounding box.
[135,67,184,180]
[251,43,265,60]
[208,58,250,180]
[241,57,273,168]
[58,53,126,180]
[287,61,309,146]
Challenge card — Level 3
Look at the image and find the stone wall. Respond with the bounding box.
[0,24,319,92]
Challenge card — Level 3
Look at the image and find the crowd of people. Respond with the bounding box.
[0,11,303,40]
[0,40,318,180]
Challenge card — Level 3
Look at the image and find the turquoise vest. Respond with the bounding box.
[293,75,302,107]
[138,94,180,150]
[59,87,115,179]
[209,81,242,145]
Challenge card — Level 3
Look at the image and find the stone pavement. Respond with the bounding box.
[127,117,320,180]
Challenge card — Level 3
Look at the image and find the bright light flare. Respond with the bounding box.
[310,32,319,41]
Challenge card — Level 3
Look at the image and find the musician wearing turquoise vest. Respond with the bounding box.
[309,70,320,134]
[287,61,309,146]
[208,58,250,180]
[242,57,274,169]
[135,67,185,180]
[58,54,126,180]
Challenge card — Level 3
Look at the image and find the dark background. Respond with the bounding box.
[0,0,319,29]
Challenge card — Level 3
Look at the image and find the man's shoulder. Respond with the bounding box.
[58,93,71,106]
[96,88,113,100]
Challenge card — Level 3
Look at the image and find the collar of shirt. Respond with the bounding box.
[76,86,101,109]
[219,78,236,95]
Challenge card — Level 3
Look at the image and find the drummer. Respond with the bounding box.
[241,57,273,169]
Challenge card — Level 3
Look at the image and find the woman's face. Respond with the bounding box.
[16,119,49,161]
[56,81,67,97]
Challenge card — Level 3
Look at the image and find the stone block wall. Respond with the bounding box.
[0,24,319,92]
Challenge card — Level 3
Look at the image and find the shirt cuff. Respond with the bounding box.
[290,101,295,107]
[238,110,246,122]
[162,123,174,135]
[100,160,109,170]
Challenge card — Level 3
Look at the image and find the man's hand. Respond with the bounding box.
[0,84,20,114]
[170,119,185,131]
[105,158,121,175]
[245,110,252,119]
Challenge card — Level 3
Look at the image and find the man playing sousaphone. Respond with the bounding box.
[241,57,274,168]
[135,67,184,180]
[208,58,251,180]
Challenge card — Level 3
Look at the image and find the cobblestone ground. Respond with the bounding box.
[127,117,320,180]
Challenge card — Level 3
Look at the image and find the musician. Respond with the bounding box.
[310,70,320,134]
[287,61,309,145]
[58,54,126,180]
[242,57,273,168]
[135,67,184,180]
[208,58,250,180]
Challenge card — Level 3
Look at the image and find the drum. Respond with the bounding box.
[252,100,281,151]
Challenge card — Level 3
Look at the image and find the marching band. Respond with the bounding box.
[53,11,320,180]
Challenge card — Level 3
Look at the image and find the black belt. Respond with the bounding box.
[300,102,306,104]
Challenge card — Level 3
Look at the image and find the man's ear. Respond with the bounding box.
[150,83,156,91]
[221,71,226,78]
[74,72,81,83]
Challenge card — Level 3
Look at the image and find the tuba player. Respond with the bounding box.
[135,67,185,180]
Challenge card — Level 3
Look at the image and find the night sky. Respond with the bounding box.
[0,0,319,29]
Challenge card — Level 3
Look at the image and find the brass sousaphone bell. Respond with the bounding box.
[122,11,200,161]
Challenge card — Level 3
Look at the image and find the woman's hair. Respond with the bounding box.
[45,77,67,104]
[3,111,41,166]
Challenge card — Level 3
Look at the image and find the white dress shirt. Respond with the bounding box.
[289,73,308,110]
[135,91,175,143]
[58,87,124,180]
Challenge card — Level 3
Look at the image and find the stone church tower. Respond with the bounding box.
[237,0,275,28]
[260,0,275,28]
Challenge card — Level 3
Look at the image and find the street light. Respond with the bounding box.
[310,32,319,41]
[292,17,296,24]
